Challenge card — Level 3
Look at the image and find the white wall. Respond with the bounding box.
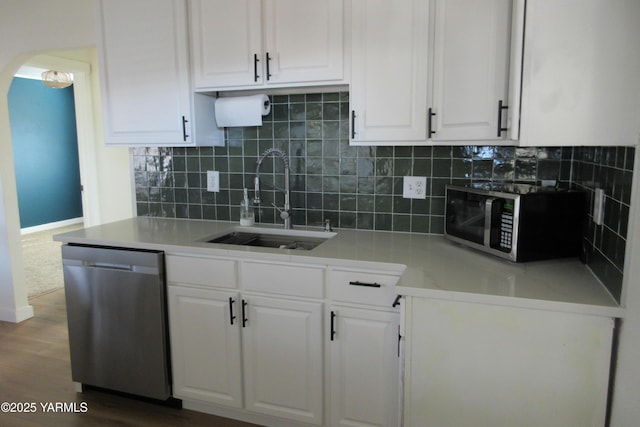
[38,48,136,225]
[0,0,133,322]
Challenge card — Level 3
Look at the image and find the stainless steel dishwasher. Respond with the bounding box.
[61,244,171,400]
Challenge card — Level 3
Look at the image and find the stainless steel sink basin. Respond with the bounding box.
[202,227,336,251]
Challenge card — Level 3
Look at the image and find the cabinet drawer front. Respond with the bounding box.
[241,261,324,298]
[329,269,400,307]
[166,255,237,288]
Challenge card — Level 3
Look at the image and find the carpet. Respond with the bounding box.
[21,223,84,298]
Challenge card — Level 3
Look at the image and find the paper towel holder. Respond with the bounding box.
[214,94,272,127]
[222,91,269,109]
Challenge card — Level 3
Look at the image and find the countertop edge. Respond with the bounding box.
[54,218,623,319]
[397,285,624,318]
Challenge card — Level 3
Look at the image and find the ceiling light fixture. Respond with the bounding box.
[41,70,73,89]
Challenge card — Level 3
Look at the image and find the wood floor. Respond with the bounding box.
[0,289,261,427]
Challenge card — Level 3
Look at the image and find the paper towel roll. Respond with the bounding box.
[214,94,271,127]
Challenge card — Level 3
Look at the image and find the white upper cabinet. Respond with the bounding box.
[190,0,262,89]
[96,0,197,146]
[263,0,345,85]
[350,0,430,144]
[430,0,514,142]
[518,0,640,146]
[190,0,345,90]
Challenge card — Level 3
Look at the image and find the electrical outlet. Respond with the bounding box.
[207,170,220,192]
[593,188,605,225]
[403,176,427,199]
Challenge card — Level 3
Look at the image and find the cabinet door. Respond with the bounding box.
[329,306,400,427]
[168,286,243,408]
[242,296,323,425]
[96,0,192,145]
[263,0,344,84]
[404,297,614,427]
[350,0,430,144]
[430,0,513,141]
[519,0,640,146]
[190,0,263,89]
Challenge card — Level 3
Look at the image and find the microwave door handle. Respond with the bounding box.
[483,197,495,247]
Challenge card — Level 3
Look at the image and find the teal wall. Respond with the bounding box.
[8,77,83,228]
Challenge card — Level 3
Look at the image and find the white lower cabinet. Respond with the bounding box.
[167,254,326,426]
[328,305,400,427]
[169,253,613,427]
[327,267,402,426]
[242,295,324,425]
[403,297,614,427]
[168,286,242,407]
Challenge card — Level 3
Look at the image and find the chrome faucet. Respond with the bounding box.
[254,148,292,229]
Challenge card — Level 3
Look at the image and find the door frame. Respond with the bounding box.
[20,54,100,226]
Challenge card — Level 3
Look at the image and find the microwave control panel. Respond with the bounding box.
[499,211,514,251]
[491,199,515,253]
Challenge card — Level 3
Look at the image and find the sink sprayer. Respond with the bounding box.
[254,148,292,229]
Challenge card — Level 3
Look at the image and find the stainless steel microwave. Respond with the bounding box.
[444,184,586,262]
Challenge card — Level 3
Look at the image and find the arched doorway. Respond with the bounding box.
[0,51,100,322]
[19,53,101,227]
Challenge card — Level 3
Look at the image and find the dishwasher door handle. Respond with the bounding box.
[77,260,160,275]
[81,261,134,271]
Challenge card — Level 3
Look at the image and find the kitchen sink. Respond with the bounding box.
[201,227,336,251]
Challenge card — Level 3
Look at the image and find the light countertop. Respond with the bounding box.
[54,217,623,318]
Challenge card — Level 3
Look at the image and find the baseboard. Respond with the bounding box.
[21,217,84,235]
[181,399,312,427]
[0,303,34,323]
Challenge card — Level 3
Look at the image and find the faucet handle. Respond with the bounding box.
[271,202,289,219]
[270,203,290,219]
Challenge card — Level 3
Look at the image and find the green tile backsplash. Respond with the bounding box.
[133,91,634,302]
[572,146,635,301]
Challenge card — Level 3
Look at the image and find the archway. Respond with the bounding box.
[0,51,100,322]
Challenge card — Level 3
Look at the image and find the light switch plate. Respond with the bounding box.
[403,176,427,199]
[593,188,605,225]
[207,170,220,192]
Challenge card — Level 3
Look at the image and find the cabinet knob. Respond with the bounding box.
[349,280,381,288]
[253,53,260,82]
[497,100,509,137]
[351,110,356,139]
[242,299,248,328]
[266,52,272,80]
[229,297,236,326]
[392,295,402,307]
[330,310,337,341]
[181,116,189,142]
[428,108,436,137]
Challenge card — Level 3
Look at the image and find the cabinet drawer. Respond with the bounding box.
[241,261,325,299]
[329,269,400,307]
[166,255,237,288]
